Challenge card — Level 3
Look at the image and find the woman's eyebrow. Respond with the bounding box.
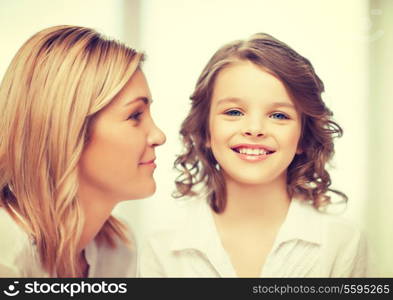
[123,96,152,107]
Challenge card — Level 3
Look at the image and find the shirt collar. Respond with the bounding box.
[274,197,323,246]
[170,195,324,254]
[84,238,98,277]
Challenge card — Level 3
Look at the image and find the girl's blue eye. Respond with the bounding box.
[270,112,289,120]
[224,109,243,116]
[128,111,143,121]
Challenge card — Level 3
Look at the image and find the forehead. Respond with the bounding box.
[118,69,151,103]
[105,69,152,110]
[212,61,293,105]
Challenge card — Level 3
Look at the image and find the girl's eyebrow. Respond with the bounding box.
[216,97,295,109]
[270,102,295,109]
[216,97,243,106]
[123,96,152,107]
[217,97,242,104]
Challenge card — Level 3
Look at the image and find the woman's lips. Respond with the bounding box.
[139,158,156,167]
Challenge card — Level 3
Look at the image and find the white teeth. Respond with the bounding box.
[238,148,267,155]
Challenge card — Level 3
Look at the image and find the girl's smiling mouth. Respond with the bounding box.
[231,144,276,162]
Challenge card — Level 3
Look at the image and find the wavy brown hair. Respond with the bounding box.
[174,33,347,213]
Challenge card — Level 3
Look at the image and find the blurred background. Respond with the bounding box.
[0,0,391,276]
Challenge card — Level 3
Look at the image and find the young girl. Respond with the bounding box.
[0,25,165,277]
[140,33,370,277]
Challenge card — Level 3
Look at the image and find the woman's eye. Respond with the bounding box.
[224,109,243,116]
[270,112,289,120]
[128,111,143,121]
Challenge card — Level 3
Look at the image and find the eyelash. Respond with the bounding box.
[224,109,243,116]
[224,110,290,120]
[270,112,290,120]
[128,111,143,121]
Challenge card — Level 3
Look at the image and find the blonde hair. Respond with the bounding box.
[0,25,143,277]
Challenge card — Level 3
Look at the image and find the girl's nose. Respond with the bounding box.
[242,118,265,138]
[243,130,264,137]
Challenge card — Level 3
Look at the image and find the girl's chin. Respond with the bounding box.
[223,172,282,187]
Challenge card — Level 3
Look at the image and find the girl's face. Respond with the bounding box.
[208,60,302,187]
[78,70,166,201]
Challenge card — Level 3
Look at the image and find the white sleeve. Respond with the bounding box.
[139,238,166,277]
[348,232,371,277]
[110,216,139,277]
[331,229,373,277]
[0,262,22,277]
[0,210,27,277]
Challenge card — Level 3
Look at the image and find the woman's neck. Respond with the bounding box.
[76,184,118,254]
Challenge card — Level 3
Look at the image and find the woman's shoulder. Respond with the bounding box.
[0,207,32,250]
[88,215,138,277]
[0,207,35,276]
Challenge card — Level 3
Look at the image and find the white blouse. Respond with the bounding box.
[0,208,137,277]
[140,196,372,277]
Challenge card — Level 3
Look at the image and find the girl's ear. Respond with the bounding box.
[296,147,303,155]
[206,140,211,148]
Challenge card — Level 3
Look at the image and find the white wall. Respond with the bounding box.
[0,0,130,75]
[367,0,393,276]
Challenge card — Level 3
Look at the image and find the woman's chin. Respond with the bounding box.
[123,182,157,200]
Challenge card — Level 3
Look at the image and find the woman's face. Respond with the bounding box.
[78,70,166,202]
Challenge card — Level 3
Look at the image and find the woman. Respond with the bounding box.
[0,25,165,277]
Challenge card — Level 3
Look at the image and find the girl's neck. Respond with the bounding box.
[217,174,291,224]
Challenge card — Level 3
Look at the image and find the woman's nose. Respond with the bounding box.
[148,121,166,147]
